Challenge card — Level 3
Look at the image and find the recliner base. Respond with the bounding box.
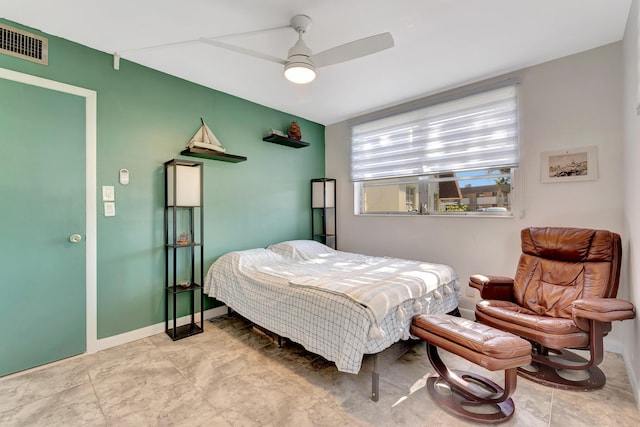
[517,349,606,391]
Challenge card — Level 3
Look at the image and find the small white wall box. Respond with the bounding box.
[119,168,129,185]
[165,159,202,207]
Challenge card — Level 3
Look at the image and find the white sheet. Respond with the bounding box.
[264,242,457,339]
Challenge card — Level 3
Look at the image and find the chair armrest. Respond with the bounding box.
[468,274,514,301]
[572,298,636,323]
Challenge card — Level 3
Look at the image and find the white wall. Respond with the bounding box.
[326,43,625,347]
[622,0,640,405]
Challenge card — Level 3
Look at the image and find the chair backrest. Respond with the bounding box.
[513,227,622,319]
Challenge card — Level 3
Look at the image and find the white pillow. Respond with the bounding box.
[267,240,336,260]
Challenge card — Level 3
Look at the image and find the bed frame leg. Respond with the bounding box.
[372,354,380,402]
[369,339,421,402]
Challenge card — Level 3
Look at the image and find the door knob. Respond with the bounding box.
[69,234,82,243]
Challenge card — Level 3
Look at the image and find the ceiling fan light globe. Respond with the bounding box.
[284,61,316,84]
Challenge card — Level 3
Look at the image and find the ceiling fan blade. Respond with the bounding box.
[199,37,286,65]
[312,32,394,68]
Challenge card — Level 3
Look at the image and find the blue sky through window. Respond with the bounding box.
[456,169,500,187]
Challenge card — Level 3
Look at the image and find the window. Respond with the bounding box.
[357,169,513,214]
[351,81,519,216]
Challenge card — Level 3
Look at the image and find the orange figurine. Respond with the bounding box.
[288,121,301,140]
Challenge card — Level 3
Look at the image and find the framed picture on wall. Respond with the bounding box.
[540,146,598,183]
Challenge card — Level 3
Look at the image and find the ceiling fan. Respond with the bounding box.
[117,14,392,85]
[113,15,393,84]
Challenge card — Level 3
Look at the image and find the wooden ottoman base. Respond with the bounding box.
[411,315,532,424]
[426,343,517,423]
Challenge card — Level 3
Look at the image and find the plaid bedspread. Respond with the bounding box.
[203,246,459,374]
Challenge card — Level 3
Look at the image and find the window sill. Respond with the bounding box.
[355,212,514,218]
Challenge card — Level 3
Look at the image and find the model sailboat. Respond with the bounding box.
[186,118,226,153]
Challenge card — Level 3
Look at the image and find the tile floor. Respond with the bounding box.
[1,314,639,426]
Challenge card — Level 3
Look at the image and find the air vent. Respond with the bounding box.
[0,24,48,65]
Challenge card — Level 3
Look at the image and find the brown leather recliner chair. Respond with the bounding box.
[470,227,636,390]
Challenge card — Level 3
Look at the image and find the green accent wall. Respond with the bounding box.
[0,19,325,339]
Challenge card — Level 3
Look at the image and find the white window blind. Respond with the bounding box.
[351,84,519,181]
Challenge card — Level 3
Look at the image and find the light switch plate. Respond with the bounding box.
[104,202,116,217]
[102,185,115,201]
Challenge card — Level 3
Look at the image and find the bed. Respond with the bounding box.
[203,240,460,400]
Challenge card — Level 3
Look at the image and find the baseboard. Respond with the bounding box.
[93,305,227,353]
[0,307,228,380]
[624,349,640,410]
[604,337,623,354]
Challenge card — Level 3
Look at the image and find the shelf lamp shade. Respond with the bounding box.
[166,162,201,207]
[311,178,336,208]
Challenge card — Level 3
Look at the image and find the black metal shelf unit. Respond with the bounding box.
[164,159,205,340]
[311,178,337,249]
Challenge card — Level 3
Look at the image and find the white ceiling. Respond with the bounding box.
[1,0,632,125]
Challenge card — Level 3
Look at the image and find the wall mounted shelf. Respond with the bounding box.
[263,134,310,148]
[181,147,247,163]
